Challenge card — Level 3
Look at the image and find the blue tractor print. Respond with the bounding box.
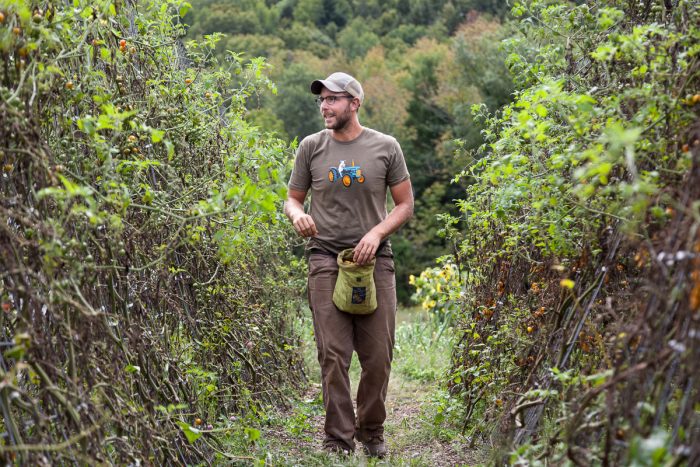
[328,160,365,187]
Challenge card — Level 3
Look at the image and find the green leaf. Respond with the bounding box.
[58,174,93,197]
[244,427,261,443]
[101,47,112,63]
[151,129,165,143]
[165,140,174,160]
[96,114,115,130]
[584,369,613,387]
[179,1,191,17]
[177,421,202,444]
[3,345,26,360]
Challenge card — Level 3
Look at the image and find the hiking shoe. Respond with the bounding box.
[323,441,352,456]
[361,436,387,458]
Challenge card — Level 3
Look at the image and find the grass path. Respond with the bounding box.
[247,308,479,466]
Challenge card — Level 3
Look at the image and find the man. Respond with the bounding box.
[284,72,414,457]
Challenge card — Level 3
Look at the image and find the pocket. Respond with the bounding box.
[308,255,338,291]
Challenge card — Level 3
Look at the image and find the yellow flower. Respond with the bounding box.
[436,283,441,293]
[560,279,575,289]
[409,274,416,285]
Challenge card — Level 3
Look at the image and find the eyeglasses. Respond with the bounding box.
[315,95,354,106]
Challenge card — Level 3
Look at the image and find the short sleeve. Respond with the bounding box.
[288,139,311,192]
[387,139,410,187]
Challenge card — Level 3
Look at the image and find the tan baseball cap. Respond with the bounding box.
[310,72,364,104]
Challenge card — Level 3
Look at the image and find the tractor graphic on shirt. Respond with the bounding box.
[328,160,365,187]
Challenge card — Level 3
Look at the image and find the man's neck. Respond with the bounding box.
[330,120,363,142]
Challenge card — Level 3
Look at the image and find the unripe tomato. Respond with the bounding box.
[65,81,74,90]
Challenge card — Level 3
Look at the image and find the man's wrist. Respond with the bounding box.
[368,228,385,243]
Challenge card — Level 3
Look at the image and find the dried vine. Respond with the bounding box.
[1,0,305,463]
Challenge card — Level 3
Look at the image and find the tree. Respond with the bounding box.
[336,18,380,59]
[272,62,325,140]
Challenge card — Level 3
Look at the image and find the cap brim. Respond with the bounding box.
[310,79,344,94]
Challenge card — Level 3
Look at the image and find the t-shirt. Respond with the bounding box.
[288,128,410,257]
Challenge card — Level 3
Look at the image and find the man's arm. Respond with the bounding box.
[353,179,414,265]
[284,188,318,238]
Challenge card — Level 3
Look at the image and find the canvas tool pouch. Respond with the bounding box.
[332,248,377,315]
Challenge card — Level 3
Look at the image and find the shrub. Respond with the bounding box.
[0,0,304,462]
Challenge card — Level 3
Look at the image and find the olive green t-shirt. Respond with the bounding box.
[288,128,410,257]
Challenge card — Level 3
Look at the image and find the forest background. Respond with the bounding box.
[1,0,698,464]
[184,0,514,303]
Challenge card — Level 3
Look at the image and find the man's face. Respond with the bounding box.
[318,90,355,130]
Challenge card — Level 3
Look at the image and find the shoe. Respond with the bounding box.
[323,441,352,456]
[361,436,387,458]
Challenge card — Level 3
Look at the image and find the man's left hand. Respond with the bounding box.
[354,231,382,265]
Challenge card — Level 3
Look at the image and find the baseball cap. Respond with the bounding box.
[310,72,364,104]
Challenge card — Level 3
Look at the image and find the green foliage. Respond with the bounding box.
[421,0,700,464]
[393,307,455,382]
[336,17,380,59]
[457,0,697,263]
[0,0,306,462]
[269,61,324,140]
[410,261,461,322]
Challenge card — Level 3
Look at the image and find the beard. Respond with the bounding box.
[322,103,352,130]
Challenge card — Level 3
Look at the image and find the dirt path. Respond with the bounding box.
[257,310,478,466]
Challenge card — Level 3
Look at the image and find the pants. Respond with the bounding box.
[307,254,397,451]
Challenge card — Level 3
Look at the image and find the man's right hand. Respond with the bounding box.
[292,213,318,238]
[285,188,318,237]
